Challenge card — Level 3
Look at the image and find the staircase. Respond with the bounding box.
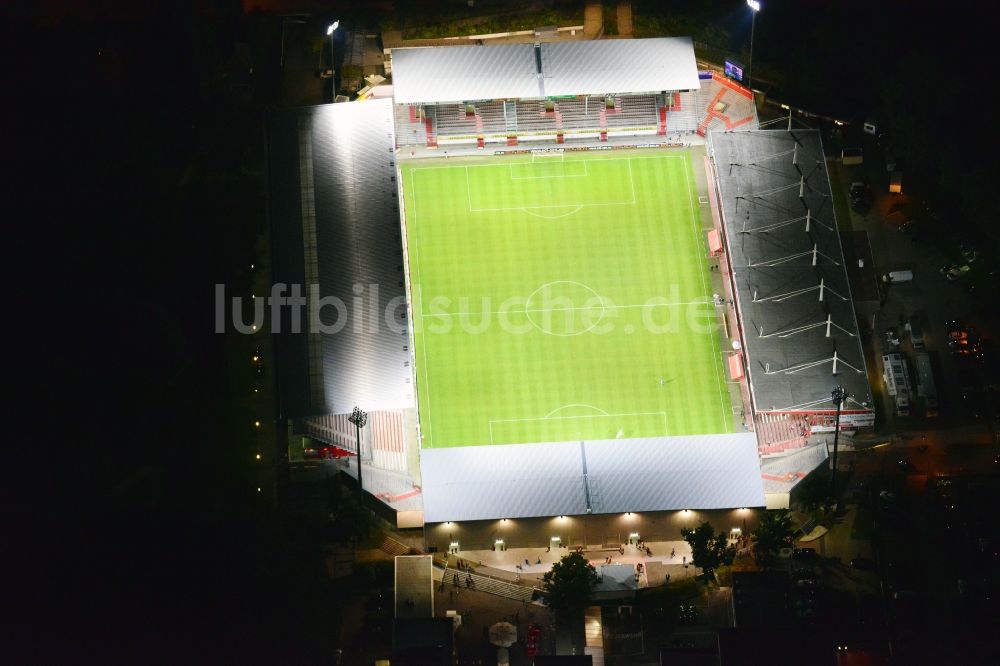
[504,100,518,145]
[440,567,536,603]
[378,533,413,557]
[424,105,437,148]
[598,109,608,142]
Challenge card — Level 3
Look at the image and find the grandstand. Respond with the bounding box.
[707,129,875,461]
[268,37,867,538]
[390,38,758,148]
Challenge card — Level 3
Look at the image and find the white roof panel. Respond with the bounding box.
[543,37,700,97]
[391,44,541,104]
[420,434,764,522]
[390,38,700,105]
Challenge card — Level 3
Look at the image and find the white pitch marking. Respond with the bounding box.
[683,160,729,433]
[544,403,611,418]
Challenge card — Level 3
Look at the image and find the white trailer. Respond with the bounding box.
[882,352,912,417]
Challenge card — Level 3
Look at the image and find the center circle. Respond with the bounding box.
[524,281,607,336]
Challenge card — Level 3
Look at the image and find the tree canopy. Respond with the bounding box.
[540,552,600,615]
[680,521,733,581]
[751,509,796,565]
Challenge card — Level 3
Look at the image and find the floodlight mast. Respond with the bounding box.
[326,21,339,83]
[348,406,368,495]
[747,0,761,89]
[829,386,847,497]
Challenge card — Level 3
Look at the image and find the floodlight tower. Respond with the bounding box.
[747,0,761,89]
[326,21,339,78]
[349,405,368,494]
[829,386,847,497]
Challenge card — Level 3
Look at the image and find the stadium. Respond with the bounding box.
[267,36,873,551]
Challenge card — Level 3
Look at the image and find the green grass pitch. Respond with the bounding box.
[401,150,732,449]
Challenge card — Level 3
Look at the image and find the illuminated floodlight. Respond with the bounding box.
[747,1,761,88]
[326,21,339,35]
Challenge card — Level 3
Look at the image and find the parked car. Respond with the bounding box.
[849,182,871,210]
[940,263,972,281]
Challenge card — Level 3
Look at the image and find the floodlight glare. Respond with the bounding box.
[747,1,761,88]
[326,21,339,35]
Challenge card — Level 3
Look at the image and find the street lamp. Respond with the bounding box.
[348,406,367,494]
[747,0,761,89]
[325,21,339,82]
[829,386,848,497]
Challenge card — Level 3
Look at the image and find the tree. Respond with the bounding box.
[540,552,600,616]
[680,521,733,582]
[751,510,796,566]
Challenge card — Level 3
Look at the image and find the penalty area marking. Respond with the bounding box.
[543,403,611,418]
[508,161,589,180]
[463,162,637,215]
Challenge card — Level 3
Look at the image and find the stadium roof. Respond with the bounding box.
[267,99,412,417]
[420,434,765,522]
[709,130,873,414]
[390,37,700,105]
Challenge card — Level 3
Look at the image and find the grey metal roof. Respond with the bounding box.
[391,44,541,104]
[708,130,873,413]
[541,37,700,97]
[267,99,412,417]
[390,38,700,105]
[420,434,764,522]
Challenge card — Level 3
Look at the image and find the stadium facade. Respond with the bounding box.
[266,37,871,543]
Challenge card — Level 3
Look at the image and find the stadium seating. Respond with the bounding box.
[391,80,758,147]
[754,413,810,456]
[604,95,657,128]
[696,73,758,136]
[394,104,425,146]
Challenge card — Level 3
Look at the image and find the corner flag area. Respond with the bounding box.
[402,150,732,448]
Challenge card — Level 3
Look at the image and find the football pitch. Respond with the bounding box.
[401,150,732,449]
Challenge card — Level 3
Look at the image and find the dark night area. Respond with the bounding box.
[3,0,997,663]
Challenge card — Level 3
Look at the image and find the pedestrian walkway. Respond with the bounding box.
[451,540,698,588]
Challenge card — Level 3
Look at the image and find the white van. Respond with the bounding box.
[883,270,913,284]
